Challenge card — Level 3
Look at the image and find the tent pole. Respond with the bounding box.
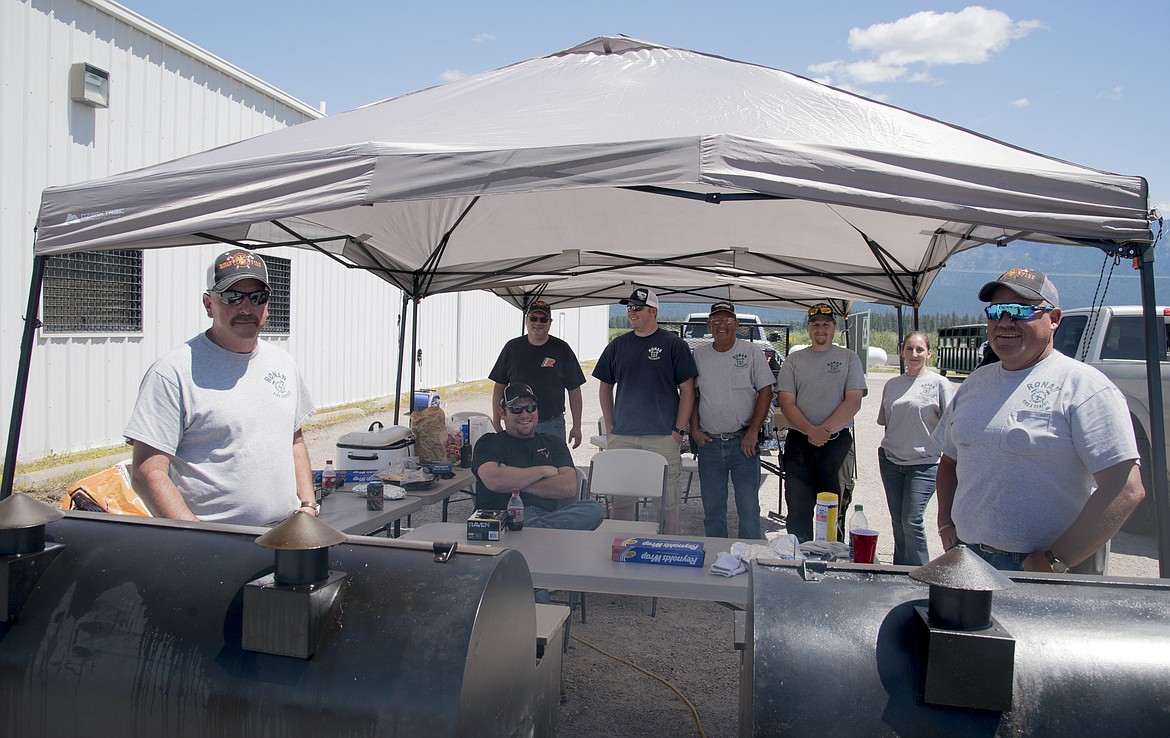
[409,295,419,415]
[2,255,48,500]
[392,291,409,425]
[1137,247,1170,577]
[896,306,905,374]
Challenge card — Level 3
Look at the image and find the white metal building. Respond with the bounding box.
[1,0,607,462]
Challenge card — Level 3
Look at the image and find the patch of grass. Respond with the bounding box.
[8,443,132,476]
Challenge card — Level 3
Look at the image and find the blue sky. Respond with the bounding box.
[118,1,1167,213]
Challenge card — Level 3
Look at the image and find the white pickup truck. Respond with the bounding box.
[680,312,784,373]
[1054,305,1168,532]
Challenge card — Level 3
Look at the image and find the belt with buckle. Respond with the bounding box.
[702,428,748,441]
[975,543,1026,557]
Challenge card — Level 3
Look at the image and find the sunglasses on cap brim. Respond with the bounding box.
[807,305,833,317]
[985,303,1054,322]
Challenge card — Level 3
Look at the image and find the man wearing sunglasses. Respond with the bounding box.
[489,300,587,447]
[593,287,698,535]
[124,249,317,525]
[775,302,867,542]
[933,267,1145,573]
[472,383,604,530]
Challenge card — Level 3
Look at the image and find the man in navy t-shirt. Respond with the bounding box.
[592,287,698,534]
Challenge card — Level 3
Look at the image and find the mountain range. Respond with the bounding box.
[609,239,1170,325]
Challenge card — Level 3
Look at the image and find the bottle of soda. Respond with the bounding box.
[506,489,525,531]
[460,422,472,468]
[847,504,869,559]
[322,459,337,496]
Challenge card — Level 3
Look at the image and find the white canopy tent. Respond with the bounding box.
[7,35,1165,570]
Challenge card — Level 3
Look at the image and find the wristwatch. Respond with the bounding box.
[672,426,689,438]
[300,501,321,514]
[1044,549,1069,573]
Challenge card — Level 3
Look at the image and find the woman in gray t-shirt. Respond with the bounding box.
[876,332,955,565]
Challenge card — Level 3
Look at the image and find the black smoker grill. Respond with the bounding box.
[743,548,1170,737]
[0,497,539,737]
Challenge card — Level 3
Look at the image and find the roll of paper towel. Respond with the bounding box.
[468,416,494,447]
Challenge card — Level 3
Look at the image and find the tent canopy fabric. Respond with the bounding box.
[32,35,1153,311]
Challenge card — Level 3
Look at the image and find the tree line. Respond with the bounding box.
[609,309,985,332]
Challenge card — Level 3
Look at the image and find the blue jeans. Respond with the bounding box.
[524,500,604,531]
[696,436,762,539]
[955,537,1029,571]
[878,450,937,566]
[536,413,566,440]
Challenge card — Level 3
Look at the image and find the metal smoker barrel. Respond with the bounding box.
[0,508,538,737]
[744,551,1170,737]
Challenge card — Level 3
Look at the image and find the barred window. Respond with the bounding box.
[42,250,143,333]
[260,254,291,335]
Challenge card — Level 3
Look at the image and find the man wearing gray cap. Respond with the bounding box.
[690,302,774,538]
[933,267,1145,573]
[124,249,318,526]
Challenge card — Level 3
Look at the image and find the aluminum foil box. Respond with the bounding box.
[611,536,706,567]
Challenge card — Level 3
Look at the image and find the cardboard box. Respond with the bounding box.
[611,536,706,568]
[467,509,508,541]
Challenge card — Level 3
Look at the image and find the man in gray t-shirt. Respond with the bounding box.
[690,302,774,538]
[124,249,317,526]
[933,267,1144,574]
[774,303,867,541]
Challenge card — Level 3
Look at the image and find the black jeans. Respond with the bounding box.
[782,429,854,542]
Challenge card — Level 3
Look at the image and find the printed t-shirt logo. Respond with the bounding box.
[733,352,749,368]
[826,360,843,374]
[541,357,556,368]
[917,381,936,399]
[647,347,663,361]
[1023,380,1059,410]
[538,445,551,458]
[265,371,291,399]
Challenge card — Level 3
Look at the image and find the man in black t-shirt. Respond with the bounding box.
[489,300,587,447]
[472,383,604,530]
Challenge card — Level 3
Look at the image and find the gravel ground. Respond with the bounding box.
[303,366,1159,738]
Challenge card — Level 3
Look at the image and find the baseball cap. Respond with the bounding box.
[207,249,269,292]
[708,301,736,317]
[978,267,1060,307]
[619,287,659,309]
[527,300,552,317]
[501,382,539,406]
[807,302,836,322]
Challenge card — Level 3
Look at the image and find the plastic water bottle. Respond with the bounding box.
[847,504,869,559]
[322,459,337,495]
[506,489,525,531]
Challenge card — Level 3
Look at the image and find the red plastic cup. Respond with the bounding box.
[852,529,879,564]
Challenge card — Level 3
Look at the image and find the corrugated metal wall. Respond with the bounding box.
[1,0,607,462]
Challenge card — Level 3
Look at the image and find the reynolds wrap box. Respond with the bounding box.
[611,536,706,568]
[467,509,508,541]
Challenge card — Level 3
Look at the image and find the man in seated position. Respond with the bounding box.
[472,383,604,530]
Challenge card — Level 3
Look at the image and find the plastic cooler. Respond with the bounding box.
[335,422,415,472]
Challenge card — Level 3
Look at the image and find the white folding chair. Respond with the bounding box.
[588,449,668,535]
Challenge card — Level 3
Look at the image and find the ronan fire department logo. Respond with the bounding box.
[265,371,291,399]
[1023,380,1058,410]
[647,347,663,361]
[826,360,843,374]
[733,352,749,368]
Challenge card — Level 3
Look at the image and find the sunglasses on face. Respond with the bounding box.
[985,303,1054,322]
[808,305,833,317]
[626,305,647,312]
[214,289,270,306]
[528,315,550,323]
[505,404,538,415]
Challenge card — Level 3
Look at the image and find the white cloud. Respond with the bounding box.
[810,6,1042,91]
[1100,86,1124,101]
[472,33,495,43]
[440,69,466,82]
[1012,98,1031,107]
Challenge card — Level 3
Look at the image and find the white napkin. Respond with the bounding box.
[799,540,850,561]
[731,533,804,561]
[709,551,747,577]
